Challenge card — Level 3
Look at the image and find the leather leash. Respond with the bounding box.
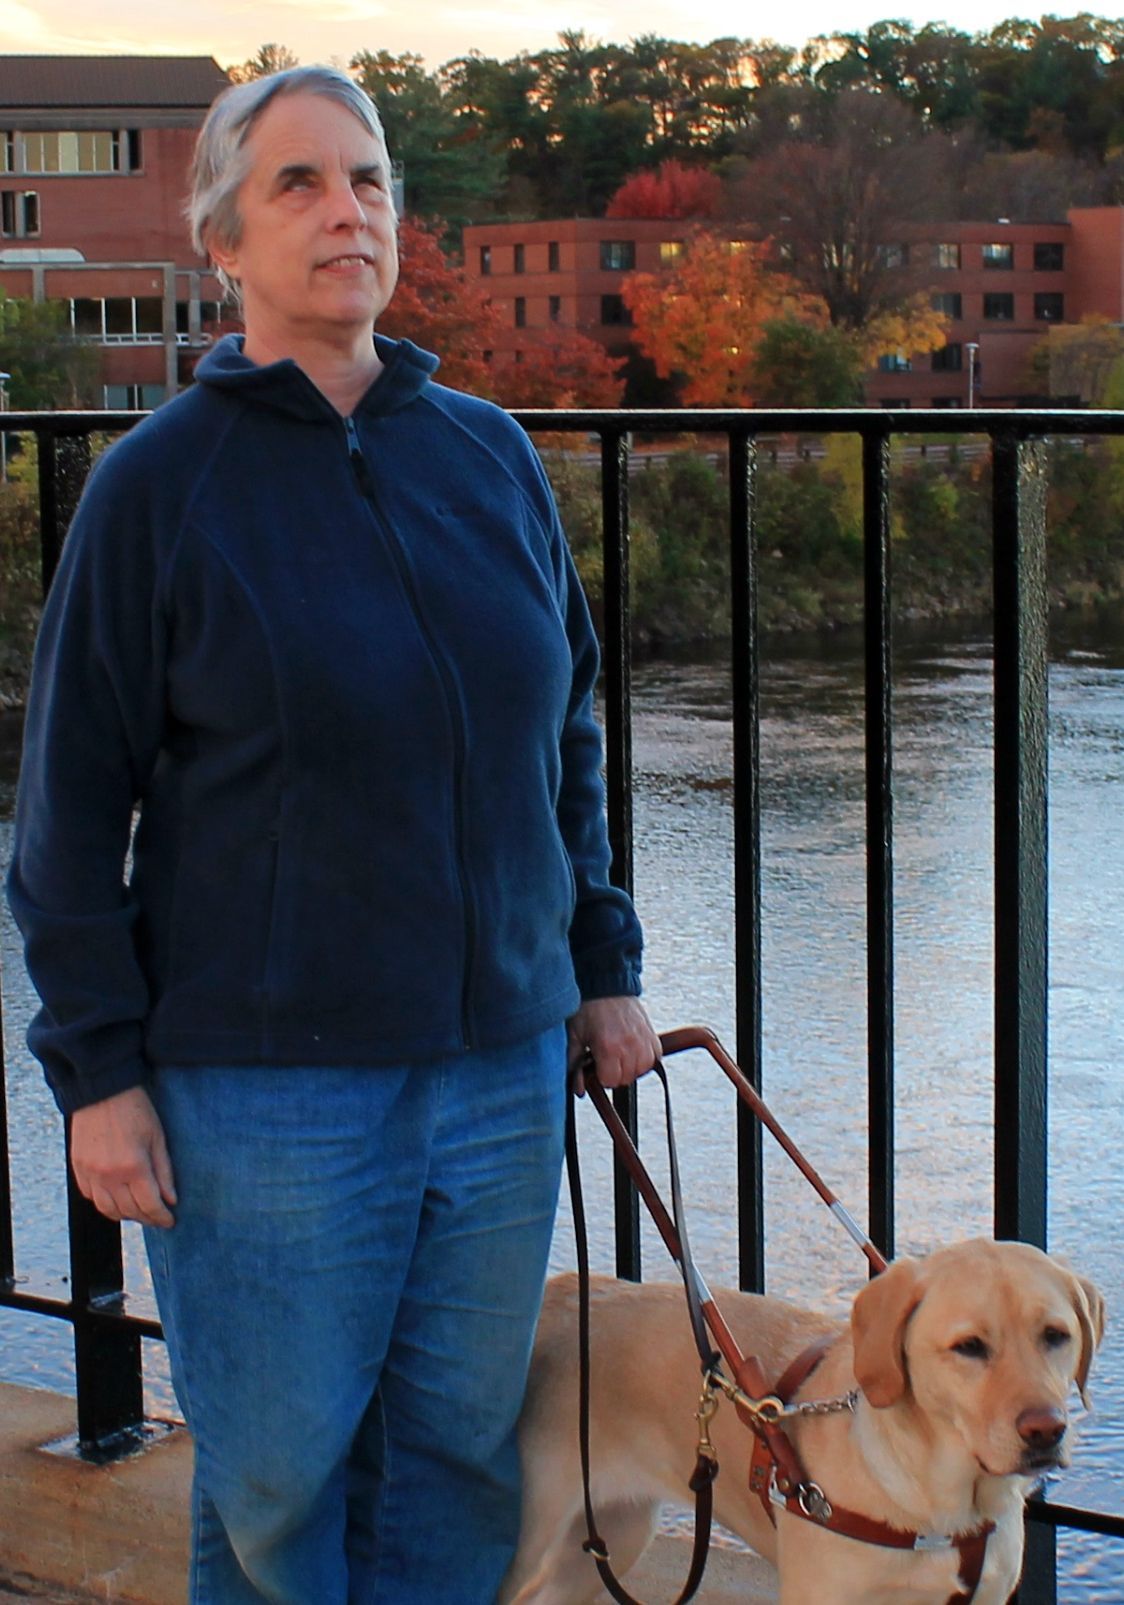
[566,1059,719,1604]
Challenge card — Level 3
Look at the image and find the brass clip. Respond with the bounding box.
[694,1375,720,1461]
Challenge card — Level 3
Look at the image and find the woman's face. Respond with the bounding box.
[210,90,399,357]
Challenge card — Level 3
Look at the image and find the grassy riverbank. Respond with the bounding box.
[2,436,1122,709]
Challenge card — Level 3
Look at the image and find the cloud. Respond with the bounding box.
[0,0,49,43]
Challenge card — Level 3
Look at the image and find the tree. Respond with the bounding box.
[227,43,299,84]
[606,159,720,218]
[351,50,506,231]
[1029,315,1124,406]
[748,318,865,406]
[376,217,500,395]
[621,231,820,405]
[488,330,625,408]
[0,291,99,408]
[728,88,955,330]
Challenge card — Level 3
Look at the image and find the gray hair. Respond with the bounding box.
[188,65,391,288]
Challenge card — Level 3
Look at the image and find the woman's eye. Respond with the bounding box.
[951,1336,990,1360]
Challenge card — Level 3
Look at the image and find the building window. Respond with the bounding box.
[931,291,962,318]
[548,295,561,322]
[0,133,12,173]
[0,190,39,237]
[513,243,525,274]
[548,240,560,272]
[104,382,165,409]
[1035,292,1065,322]
[22,130,131,174]
[600,293,631,325]
[983,292,1014,320]
[69,296,167,344]
[982,242,1014,270]
[931,343,962,372]
[877,353,911,372]
[600,240,636,271]
[932,242,961,269]
[479,245,491,276]
[877,243,909,268]
[931,396,959,408]
[1034,241,1064,271]
[513,296,526,328]
[660,241,684,264]
[881,397,911,408]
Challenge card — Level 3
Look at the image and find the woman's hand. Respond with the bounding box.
[70,1085,177,1229]
[567,996,661,1094]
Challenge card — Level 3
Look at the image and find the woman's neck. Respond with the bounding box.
[242,327,383,416]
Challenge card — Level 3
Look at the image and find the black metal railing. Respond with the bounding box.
[1,406,1122,1600]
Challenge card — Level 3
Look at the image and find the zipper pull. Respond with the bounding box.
[345,415,376,498]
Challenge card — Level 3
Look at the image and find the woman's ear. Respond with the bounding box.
[851,1257,924,1408]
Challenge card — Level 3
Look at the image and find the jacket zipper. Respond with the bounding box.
[344,414,477,1051]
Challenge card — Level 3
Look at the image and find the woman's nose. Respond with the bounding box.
[326,178,366,228]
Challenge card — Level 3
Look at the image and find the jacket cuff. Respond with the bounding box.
[50,1057,153,1117]
[573,963,642,1003]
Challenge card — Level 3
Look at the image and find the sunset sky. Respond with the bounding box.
[0,0,1062,75]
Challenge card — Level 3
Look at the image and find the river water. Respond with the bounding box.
[1,618,1121,1598]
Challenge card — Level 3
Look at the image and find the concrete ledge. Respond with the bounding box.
[0,1383,189,1603]
[0,1382,779,1604]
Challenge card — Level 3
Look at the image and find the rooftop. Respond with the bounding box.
[0,56,229,110]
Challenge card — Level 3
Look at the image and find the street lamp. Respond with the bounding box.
[0,372,10,483]
[965,342,979,409]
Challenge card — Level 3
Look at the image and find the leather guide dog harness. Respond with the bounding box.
[566,1026,996,1605]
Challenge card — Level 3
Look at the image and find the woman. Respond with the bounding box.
[8,66,658,1604]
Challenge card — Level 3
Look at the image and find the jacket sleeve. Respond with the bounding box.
[546,496,644,1002]
[5,446,170,1115]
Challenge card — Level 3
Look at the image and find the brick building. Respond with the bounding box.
[0,56,230,409]
[463,209,1124,408]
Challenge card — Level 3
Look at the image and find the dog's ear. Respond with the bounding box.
[851,1257,924,1409]
[1067,1270,1106,1409]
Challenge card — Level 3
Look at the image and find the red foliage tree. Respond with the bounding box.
[376,216,501,395]
[488,329,625,409]
[605,159,721,219]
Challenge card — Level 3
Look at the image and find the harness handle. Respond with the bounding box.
[658,1026,888,1276]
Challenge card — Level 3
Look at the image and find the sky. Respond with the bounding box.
[0,0,1072,75]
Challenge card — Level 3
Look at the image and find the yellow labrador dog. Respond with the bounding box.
[503,1240,1104,1605]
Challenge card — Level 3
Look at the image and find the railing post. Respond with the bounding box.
[863,431,895,1265]
[992,431,1053,1605]
[599,427,641,1282]
[64,1130,145,1455]
[0,1005,13,1288]
[729,428,765,1294]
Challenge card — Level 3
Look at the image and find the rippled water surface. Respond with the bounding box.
[1,620,1122,1597]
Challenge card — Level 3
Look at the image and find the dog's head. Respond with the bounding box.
[851,1239,1105,1477]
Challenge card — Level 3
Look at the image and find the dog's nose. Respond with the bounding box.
[1016,1407,1066,1449]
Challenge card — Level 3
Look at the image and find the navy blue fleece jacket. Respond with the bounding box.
[8,333,643,1114]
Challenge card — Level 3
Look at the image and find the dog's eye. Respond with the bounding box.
[951,1336,990,1360]
[1042,1326,1071,1349]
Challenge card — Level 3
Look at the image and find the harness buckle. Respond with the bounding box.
[797,1481,833,1523]
[694,1376,720,1462]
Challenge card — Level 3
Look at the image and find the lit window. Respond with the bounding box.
[982,242,1014,270]
[932,243,960,269]
[660,241,684,264]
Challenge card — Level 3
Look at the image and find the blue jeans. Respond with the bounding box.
[144,1027,567,1605]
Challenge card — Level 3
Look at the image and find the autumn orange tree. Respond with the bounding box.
[621,232,822,406]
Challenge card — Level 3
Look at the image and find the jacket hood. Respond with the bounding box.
[193,332,441,422]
